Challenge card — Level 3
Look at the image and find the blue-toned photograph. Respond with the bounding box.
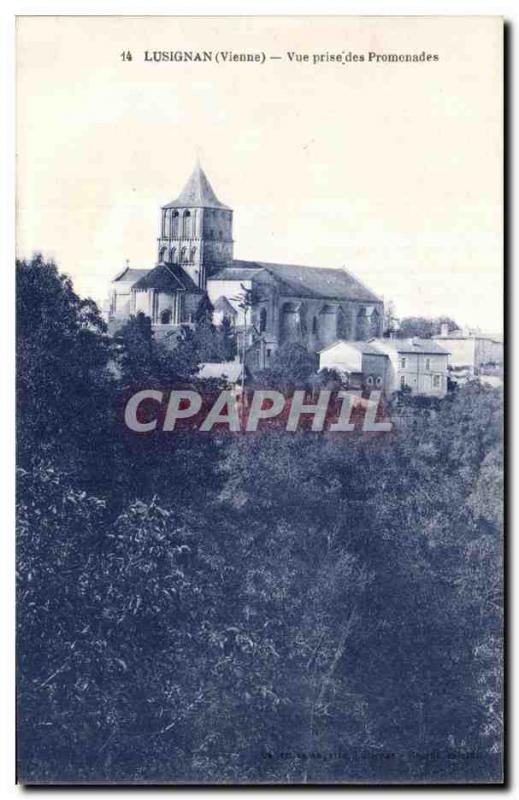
[16,15,503,784]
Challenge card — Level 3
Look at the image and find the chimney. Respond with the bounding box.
[440,323,449,337]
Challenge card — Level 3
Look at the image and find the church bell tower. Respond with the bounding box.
[157,164,233,289]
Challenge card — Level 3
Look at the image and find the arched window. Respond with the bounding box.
[259,307,267,333]
[190,246,197,263]
[169,247,176,263]
[160,309,172,325]
[180,246,187,263]
[159,246,167,263]
[375,376,383,387]
[183,210,191,237]
[312,316,318,334]
[366,375,374,387]
[171,211,179,237]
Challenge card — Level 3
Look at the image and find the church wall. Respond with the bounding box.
[133,289,149,315]
[275,296,384,351]
[112,291,131,317]
[200,208,234,276]
[249,276,280,338]
[111,279,136,318]
[316,305,338,346]
[155,291,176,324]
[201,208,233,242]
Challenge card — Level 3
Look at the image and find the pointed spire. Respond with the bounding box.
[163,163,230,210]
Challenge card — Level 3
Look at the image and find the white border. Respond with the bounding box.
[2,1,514,797]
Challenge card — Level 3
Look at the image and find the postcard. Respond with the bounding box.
[16,15,503,784]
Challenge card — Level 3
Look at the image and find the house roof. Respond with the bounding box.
[132,263,200,293]
[319,340,387,356]
[197,362,243,383]
[162,164,231,210]
[210,259,381,303]
[371,338,450,355]
[112,267,150,283]
[213,295,237,315]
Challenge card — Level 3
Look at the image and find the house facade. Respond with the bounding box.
[106,164,384,365]
[371,339,449,397]
[319,338,450,398]
[319,341,388,391]
[432,324,503,373]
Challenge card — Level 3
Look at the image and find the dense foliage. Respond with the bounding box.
[395,316,460,339]
[17,257,503,783]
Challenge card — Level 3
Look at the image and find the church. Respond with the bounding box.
[106,164,384,369]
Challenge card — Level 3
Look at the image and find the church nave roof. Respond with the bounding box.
[210,260,381,303]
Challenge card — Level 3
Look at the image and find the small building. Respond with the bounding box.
[212,295,238,327]
[432,324,503,373]
[319,338,449,398]
[371,338,449,398]
[318,340,388,392]
[107,266,150,320]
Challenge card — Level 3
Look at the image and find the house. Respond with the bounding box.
[318,340,388,392]
[212,295,238,327]
[319,338,449,397]
[432,323,503,373]
[370,338,450,398]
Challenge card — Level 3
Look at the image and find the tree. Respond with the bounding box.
[16,256,503,782]
[219,315,238,361]
[189,315,237,362]
[255,342,319,390]
[396,316,460,339]
[16,255,116,488]
[113,312,156,384]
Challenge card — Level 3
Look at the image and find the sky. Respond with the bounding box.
[16,16,503,333]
